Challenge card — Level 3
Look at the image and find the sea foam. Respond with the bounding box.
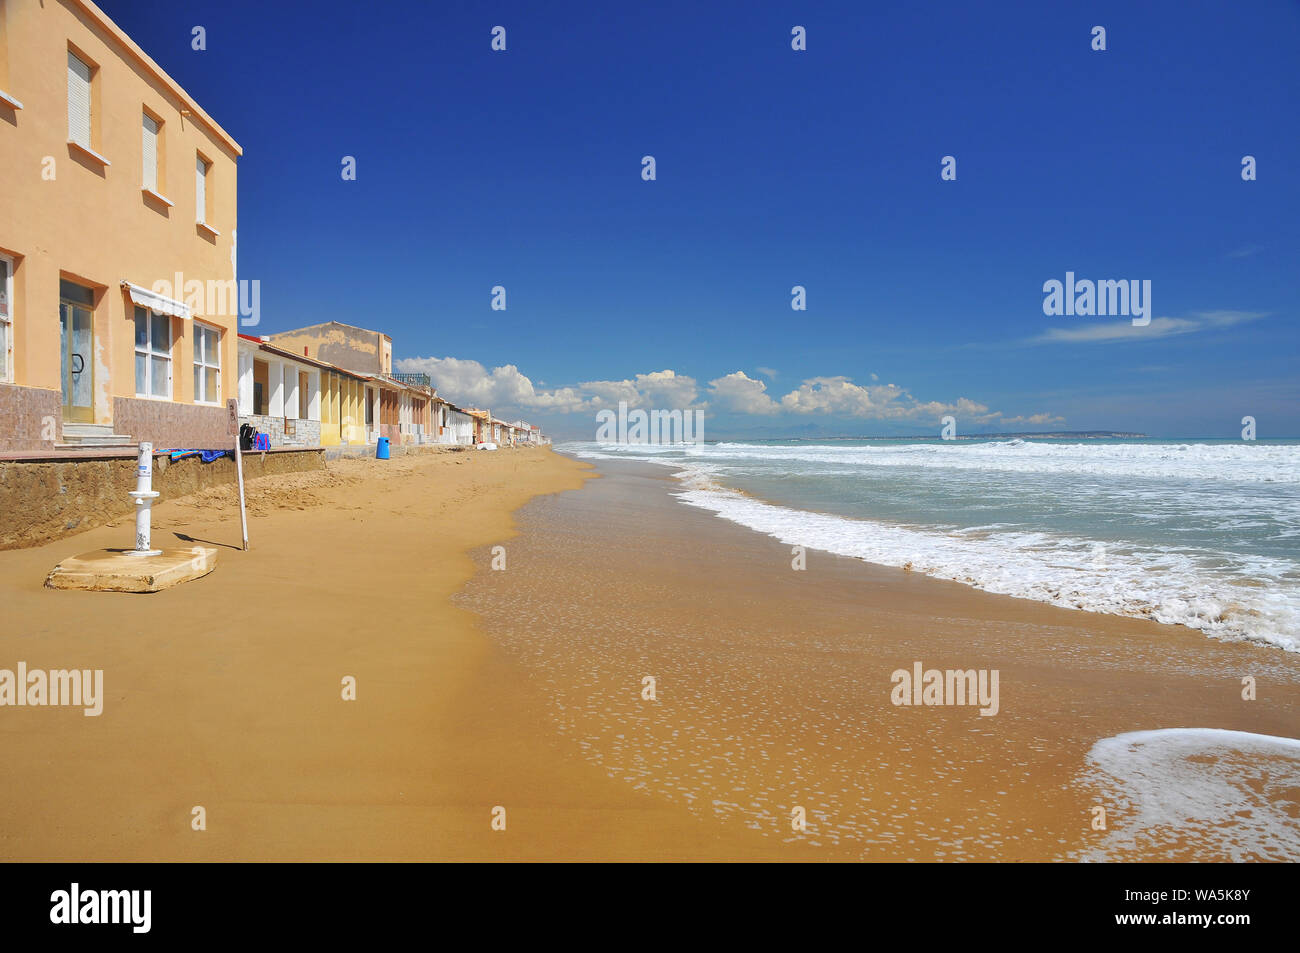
[563,440,1300,651]
[1074,728,1300,861]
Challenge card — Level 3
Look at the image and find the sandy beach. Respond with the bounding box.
[460,458,1300,861]
[0,447,787,861]
[1,448,1296,862]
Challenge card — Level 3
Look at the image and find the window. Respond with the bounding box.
[0,254,12,383]
[195,154,209,223]
[133,305,171,398]
[142,113,160,192]
[299,371,309,418]
[60,279,93,307]
[67,50,92,148]
[193,323,220,404]
[253,359,269,415]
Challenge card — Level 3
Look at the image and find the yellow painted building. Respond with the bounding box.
[319,367,368,447]
[0,0,242,451]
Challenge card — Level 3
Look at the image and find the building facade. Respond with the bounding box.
[386,371,435,445]
[462,409,490,445]
[319,364,369,447]
[0,0,242,452]
[267,322,392,378]
[435,400,476,445]
[268,323,444,447]
[237,335,326,448]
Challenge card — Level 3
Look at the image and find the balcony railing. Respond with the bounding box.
[391,372,431,388]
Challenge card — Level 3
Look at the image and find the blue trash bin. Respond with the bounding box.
[376,437,390,459]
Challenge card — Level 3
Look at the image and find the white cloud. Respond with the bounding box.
[580,369,700,409]
[398,357,1029,427]
[999,412,1065,426]
[708,371,780,414]
[1031,310,1266,344]
[396,356,591,412]
[755,366,779,378]
[781,376,903,416]
[579,377,641,408]
[777,377,992,421]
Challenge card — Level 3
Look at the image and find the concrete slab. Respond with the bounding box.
[45,547,219,593]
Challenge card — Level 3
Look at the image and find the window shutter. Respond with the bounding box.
[142,115,159,191]
[67,52,91,147]
[195,156,207,222]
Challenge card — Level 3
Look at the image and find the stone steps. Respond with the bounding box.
[58,423,135,447]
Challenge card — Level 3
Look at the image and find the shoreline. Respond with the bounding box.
[462,458,1300,861]
[556,445,1299,655]
[1,448,1295,861]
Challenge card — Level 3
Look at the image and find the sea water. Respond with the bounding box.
[562,439,1300,652]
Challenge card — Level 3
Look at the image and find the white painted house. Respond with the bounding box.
[237,334,324,447]
[437,400,476,445]
[510,420,542,445]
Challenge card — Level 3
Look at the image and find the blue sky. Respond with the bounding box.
[103,0,1299,439]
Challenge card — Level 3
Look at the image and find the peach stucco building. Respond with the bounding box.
[0,0,242,452]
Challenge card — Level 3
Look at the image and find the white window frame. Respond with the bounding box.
[192,321,221,405]
[134,305,172,399]
[67,51,92,149]
[195,154,208,224]
[142,112,160,192]
[0,254,13,384]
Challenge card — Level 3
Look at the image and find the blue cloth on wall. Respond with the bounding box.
[161,449,233,463]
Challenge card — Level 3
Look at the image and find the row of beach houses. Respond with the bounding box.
[0,0,544,456]
[237,321,544,450]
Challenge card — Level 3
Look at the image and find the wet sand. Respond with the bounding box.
[459,459,1300,861]
[1,448,1296,861]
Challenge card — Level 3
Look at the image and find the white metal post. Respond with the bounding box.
[234,437,249,551]
[126,442,162,556]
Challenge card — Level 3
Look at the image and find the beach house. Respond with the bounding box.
[440,402,476,445]
[267,321,436,447]
[236,334,331,448]
[316,363,369,447]
[511,422,546,445]
[430,395,448,443]
[0,0,242,452]
[427,396,473,445]
[388,372,435,445]
[461,408,491,445]
[267,321,391,379]
[509,420,541,445]
[259,322,539,450]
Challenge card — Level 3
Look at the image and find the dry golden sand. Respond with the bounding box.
[0,447,794,861]
[1,448,1296,861]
